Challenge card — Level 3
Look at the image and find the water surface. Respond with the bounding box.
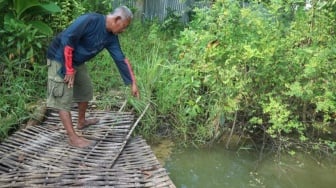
[164,144,336,188]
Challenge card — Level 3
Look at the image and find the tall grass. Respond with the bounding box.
[88,21,176,140]
[88,19,220,144]
[0,57,47,141]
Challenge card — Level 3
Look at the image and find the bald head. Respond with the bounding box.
[111,6,133,21]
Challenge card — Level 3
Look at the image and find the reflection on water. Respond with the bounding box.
[164,144,336,188]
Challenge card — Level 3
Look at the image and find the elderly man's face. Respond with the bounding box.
[111,18,131,34]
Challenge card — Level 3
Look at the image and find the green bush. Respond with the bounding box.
[155,0,336,151]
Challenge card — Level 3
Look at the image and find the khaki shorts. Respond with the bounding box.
[47,59,93,111]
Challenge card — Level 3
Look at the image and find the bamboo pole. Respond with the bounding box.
[110,103,150,169]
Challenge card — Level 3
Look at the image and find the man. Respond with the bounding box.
[46,6,139,148]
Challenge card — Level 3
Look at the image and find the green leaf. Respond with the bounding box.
[13,0,40,19]
[13,1,60,19]
[28,20,53,35]
[27,3,61,16]
[0,0,8,11]
[40,3,61,13]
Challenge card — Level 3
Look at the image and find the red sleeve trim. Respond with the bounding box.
[124,58,136,84]
[64,45,75,75]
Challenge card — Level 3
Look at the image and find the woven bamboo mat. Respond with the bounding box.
[0,109,175,187]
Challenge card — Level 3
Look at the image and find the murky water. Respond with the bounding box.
[163,144,336,188]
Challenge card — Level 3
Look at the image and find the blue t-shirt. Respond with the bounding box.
[47,13,133,85]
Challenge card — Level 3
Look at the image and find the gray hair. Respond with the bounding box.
[112,6,133,20]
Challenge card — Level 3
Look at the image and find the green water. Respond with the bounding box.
[164,145,336,188]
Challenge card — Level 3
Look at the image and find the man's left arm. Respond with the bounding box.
[124,58,140,98]
[106,40,139,98]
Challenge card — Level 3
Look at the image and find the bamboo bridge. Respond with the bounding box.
[0,102,176,187]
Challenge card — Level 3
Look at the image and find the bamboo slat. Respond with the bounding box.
[0,109,175,187]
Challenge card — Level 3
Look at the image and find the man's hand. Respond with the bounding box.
[64,73,76,88]
[131,83,140,98]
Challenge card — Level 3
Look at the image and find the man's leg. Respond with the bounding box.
[76,101,99,130]
[59,110,93,148]
[73,64,99,130]
[47,60,94,148]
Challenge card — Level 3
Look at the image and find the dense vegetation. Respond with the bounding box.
[1,0,336,157]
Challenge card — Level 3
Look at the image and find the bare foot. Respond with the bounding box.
[77,118,100,130]
[69,136,95,148]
